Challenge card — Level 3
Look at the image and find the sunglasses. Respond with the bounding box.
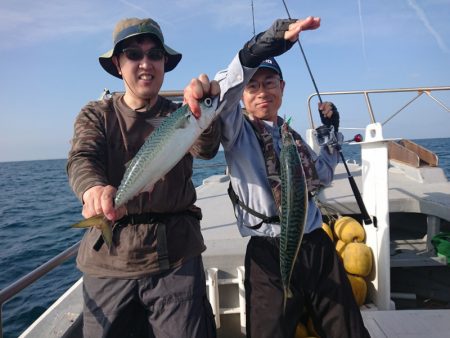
[121,47,166,61]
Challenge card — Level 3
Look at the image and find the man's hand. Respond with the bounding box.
[319,101,340,132]
[184,73,220,118]
[82,185,126,222]
[240,16,321,67]
[284,16,321,42]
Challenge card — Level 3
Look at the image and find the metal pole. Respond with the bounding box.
[0,241,80,338]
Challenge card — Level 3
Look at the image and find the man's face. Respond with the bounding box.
[242,68,284,123]
[113,36,167,109]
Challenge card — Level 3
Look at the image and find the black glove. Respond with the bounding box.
[239,19,297,68]
[319,102,340,132]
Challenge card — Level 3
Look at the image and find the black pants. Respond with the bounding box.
[244,229,371,338]
[82,256,216,338]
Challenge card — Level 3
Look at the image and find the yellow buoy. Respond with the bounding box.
[342,242,373,277]
[295,321,309,338]
[347,274,368,306]
[322,222,334,242]
[307,317,319,337]
[335,239,347,260]
[334,216,365,243]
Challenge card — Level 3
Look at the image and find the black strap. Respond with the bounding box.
[92,209,202,251]
[121,210,202,224]
[227,182,280,230]
[156,222,170,271]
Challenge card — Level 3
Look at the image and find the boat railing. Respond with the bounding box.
[306,86,450,130]
[0,241,80,338]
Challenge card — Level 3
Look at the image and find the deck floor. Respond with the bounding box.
[361,309,450,338]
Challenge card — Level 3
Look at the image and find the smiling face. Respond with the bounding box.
[242,68,285,123]
[112,36,167,110]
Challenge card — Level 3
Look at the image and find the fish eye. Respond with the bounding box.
[204,97,212,107]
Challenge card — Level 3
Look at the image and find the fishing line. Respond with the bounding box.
[280,0,373,225]
[280,0,322,104]
[251,0,256,37]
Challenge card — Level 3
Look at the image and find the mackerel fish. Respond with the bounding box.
[279,121,308,311]
[72,96,226,248]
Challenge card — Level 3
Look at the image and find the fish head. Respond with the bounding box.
[197,96,227,130]
[281,122,295,146]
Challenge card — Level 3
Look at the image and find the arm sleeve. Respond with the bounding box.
[305,141,339,187]
[214,54,259,150]
[66,103,109,202]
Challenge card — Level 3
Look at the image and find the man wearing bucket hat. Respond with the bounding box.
[185,17,369,338]
[67,18,219,338]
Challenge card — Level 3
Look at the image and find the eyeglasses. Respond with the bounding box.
[121,47,165,61]
[244,77,281,94]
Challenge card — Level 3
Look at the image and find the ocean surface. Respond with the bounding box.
[1,138,449,338]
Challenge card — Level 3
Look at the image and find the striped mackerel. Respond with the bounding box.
[72,96,226,248]
[279,122,308,311]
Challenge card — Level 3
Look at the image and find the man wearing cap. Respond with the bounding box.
[67,18,219,338]
[185,17,370,338]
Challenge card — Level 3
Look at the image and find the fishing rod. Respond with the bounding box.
[281,0,373,225]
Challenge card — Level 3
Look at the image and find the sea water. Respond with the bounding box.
[0,138,449,338]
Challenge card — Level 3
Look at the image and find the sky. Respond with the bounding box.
[0,0,449,162]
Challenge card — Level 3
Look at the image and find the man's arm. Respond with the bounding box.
[184,17,321,117]
[67,104,124,221]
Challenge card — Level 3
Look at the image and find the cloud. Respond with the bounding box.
[0,1,116,49]
[407,0,450,54]
[0,0,286,50]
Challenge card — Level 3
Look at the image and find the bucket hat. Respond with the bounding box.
[99,18,182,78]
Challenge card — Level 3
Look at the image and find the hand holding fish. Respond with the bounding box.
[72,95,225,249]
[82,185,126,221]
[184,73,220,118]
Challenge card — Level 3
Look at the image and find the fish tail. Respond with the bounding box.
[71,215,113,249]
[283,286,294,313]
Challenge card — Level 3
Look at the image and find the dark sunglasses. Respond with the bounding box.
[121,47,166,61]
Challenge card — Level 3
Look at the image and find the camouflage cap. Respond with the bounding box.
[99,18,182,78]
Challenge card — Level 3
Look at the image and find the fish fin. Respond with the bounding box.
[100,220,113,249]
[268,175,281,183]
[71,215,113,249]
[287,287,294,298]
[173,113,191,129]
[71,214,106,228]
[139,182,155,194]
[124,159,131,170]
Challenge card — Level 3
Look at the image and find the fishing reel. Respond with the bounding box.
[313,125,339,148]
[314,125,363,151]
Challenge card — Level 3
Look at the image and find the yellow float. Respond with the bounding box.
[347,274,368,306]
[334,216,365,243]
[342,242,373,277]
[322,222,334,241]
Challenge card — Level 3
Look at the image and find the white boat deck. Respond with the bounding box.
[197,174,248,276]
[318,160,450,221]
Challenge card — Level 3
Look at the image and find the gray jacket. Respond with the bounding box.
[215,54,339,237]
